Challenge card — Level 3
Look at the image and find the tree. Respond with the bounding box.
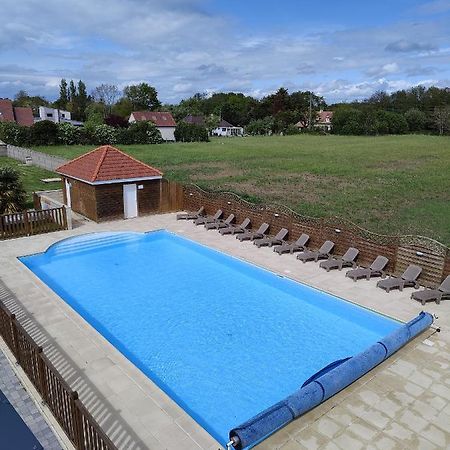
[174,122,209,142]
[404,108,426,132]
[84,103,105,127]
[434,106,450,135]
[123,83,161,111]
[29,120,59,145]
[76,80,89,120]
[55,79,69,109]
[69,80,77,102]
[112,98,133,118]
[0,167,27,214]
[92,84,119,114]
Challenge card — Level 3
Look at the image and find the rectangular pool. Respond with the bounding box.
[21,230,402,446]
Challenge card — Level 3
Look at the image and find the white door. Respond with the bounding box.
[123,184,138,219]
[65,179,72,208]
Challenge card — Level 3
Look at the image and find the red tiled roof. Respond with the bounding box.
[14,107,34,126]
[317,111,333,123]
[0,99,15,122]
[183,115,205,126]
[131,111,176,127]
[56,145,163,183]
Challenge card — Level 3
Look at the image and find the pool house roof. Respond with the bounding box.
[56,145,163,185]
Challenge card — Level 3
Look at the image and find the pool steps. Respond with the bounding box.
[229,311,434,450]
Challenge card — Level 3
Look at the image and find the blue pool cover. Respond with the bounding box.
[20,231,433,448]
[0,389,43,450]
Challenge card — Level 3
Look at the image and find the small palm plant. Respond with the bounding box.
[0,166,27,215]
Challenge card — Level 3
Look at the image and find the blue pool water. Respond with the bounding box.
[21,231,401,445]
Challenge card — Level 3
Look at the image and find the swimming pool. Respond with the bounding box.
[20,231,432,448]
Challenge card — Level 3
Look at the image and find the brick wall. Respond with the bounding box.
[183,185,449,287]
[137,180,161,215]
[63,177,97,221]
[95,184,124,221]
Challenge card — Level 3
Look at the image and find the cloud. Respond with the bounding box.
[366,63,400,78]
[417,0,450,14]
[385,40,437,53]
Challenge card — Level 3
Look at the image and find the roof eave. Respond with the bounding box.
[56,173,163,185]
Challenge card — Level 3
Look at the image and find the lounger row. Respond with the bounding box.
[177,208,449,304]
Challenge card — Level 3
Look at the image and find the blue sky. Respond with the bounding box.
[1,0,449,104]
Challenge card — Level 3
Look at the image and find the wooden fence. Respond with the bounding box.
[0,207,67,240]
[159,179,184,213]
[183,185,450,287]
[0,301,116,450]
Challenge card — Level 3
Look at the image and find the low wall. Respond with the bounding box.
[183,185,450,287]
[34,190,73,230]
[6,145,68,171]
[0,140,6,156]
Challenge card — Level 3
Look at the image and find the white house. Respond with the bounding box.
[128,111,176,141]
[211,119,244,137]
[36,106,83,126]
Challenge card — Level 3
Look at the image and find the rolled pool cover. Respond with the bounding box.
[229,311,433,449]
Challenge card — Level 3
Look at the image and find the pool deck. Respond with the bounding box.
[0,212,449,450]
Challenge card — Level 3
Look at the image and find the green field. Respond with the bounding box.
[0,157,58,209]
[35,134,450,243]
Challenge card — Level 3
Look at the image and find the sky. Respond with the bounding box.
[1,0,450,104]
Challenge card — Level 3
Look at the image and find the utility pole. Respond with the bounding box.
[308,92,313,131]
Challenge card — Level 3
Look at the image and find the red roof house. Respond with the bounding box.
[128,111,176,141]
[56,145,163,221]
[0,99,34,126]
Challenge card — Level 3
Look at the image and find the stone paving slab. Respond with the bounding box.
[0,213,448,450]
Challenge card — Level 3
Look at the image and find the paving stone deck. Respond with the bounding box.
[0,213,448,450]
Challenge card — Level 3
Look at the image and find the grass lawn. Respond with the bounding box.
[0,157,60,209]
[35,134,450,244]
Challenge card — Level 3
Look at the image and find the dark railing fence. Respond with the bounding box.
[0,302,116,450]
[0,207,67,240]
[183,184,450,287]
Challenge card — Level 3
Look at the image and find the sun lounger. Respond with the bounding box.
[274,233,310,255]
[296,240,335,263]
[219,218,251,235]
[411,275,450,305]
[377,264,422,293]
[345,255,389,281]
[176,206,205,220]
[205,213,235,230]
[237,223,270,242]
[194,209,223,225]
[254,228,288,248]
[319,247,359,272]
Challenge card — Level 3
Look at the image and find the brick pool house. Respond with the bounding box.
[56,145,163,221]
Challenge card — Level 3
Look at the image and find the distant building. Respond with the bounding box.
[211,119,244,137]
[36,106,83,126]
[295,110,334,132]
[183,115,206,127]
[128,111,176,141]
[0,99,34,126]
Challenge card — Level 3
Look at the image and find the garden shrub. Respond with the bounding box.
[0,122,30,146]
[174,122,209,142]
[30,120,58,145]
[57,122,80,145]
[126,121,163,144]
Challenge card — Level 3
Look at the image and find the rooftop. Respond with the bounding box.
[56,145,163,184]
[131,111,176,127]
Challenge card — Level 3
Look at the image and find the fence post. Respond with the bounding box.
[70,391,83,449]
[37,348,49,404]
[10,314,21,363]
[23,211,31,236]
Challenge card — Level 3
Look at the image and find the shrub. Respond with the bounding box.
[284,124,301,135]
[57,122,80,145]
[0,122,30,146]
[30,120,58,145]
[88,124,118,145]
[246,117,274,135]
[174,122,209,142]
[104,114,129,128]
[0,166,26,214]
[126,121,163,144]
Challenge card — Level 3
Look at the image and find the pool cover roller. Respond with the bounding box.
[229,311,433,449]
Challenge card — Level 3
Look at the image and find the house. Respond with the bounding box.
[0,99,34,126]
[56,145,163,222]
[183,115,206,127]
[128,111,176,141]
[36,106,83,126]
[211,119,244,137]
[295,110,334,132]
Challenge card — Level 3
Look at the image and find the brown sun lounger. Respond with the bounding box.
[411,275,450,305]
[297,240,335,263]
[345,255,389,281]
[319,247,359,272]
[274,233,310,255]
[237,222,270,242]
[205,213,235,230]
[176,206,205,220]
[194,209,223,226]
[220,218,251,235]
[377,264,422,293]
[254,228,288,248]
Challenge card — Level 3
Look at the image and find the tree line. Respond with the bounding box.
[9,81,450,137]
